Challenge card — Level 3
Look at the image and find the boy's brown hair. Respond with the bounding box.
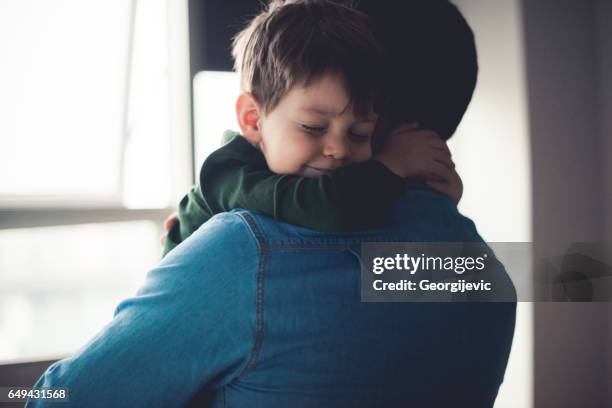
[231,0,383,118]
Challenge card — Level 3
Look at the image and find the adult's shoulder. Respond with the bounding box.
[162,210,262,269]
[391,190,485,242]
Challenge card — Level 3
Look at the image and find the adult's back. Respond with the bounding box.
[215,190,516,407]
[28,190,516,408]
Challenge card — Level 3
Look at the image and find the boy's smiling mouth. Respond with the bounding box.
[302,164,337,177]
[305,165,334,172]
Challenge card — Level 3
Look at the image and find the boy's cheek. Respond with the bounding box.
[265,153,306,175]
[353,145,373,163]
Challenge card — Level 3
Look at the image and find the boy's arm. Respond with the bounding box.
[200,128,459,232]
[203,156,406,232]
[162,184,214,257]
[163,128,459,251]
[162,154,401,257]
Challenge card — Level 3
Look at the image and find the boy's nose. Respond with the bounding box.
[323,138,350,160]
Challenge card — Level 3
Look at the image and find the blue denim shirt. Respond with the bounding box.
[28,190,516,408]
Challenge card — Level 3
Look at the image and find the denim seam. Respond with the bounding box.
[227,212,403,381]
[235,211,407,249]
[238,212,267,250]
[233,212,267,382]
[262,237,405,250]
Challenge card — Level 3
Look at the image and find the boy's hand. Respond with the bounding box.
[160,211,178,245]
[373,122,463,203]
[425,166,463,204]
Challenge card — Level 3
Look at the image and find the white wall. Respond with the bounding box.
[449,1,532,407]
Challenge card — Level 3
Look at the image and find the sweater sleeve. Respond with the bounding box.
[201,136,406,233]
[161,184,214,257]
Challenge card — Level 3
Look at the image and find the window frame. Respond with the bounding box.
[0,0,193,231]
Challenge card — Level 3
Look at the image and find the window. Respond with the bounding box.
[0,0,191,363]
[192,70,240,177]
[0,0,130,200]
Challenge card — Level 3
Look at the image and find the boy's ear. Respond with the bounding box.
[236,92,263,144]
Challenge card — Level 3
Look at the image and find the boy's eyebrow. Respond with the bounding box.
[300,107,377,122]
[300,107,341,116]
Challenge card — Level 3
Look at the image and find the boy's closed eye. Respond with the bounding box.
[299,124,371,143]
[349,123,375,143]
[348,131,371,143]
[300,123,327,135]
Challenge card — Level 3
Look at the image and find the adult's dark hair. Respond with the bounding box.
[232,0,383,118]
[357,0,478,140]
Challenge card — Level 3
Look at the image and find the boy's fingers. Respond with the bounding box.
[421,148,453,171]
[427,174,445,182]
[163,212,178,232]
[426,177,461,203]
[428,161,454,182]
[387,129,450,156]
[426,178,451,196]
[426,178,449,191]
[405,134,450,155]
[434,158,455,171]
[426,178,447,188]
[430,150,455,170]
[161,213,179,246]
[426,138,452,155]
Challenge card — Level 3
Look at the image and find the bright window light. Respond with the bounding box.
[0,0,129,198]
[0,0,173,208]
[0,221,159,363]
[0,0,188,363]
[193,70,240,175]
[122,0,172,209]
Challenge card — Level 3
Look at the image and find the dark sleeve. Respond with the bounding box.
[161,184,214,257]
[201,139,406,232]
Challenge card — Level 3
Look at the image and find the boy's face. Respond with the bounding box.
[240,72,377,177]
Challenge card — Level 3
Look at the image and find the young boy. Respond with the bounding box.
[162,0,461,257]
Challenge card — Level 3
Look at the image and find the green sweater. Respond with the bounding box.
[162,130,406,256]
